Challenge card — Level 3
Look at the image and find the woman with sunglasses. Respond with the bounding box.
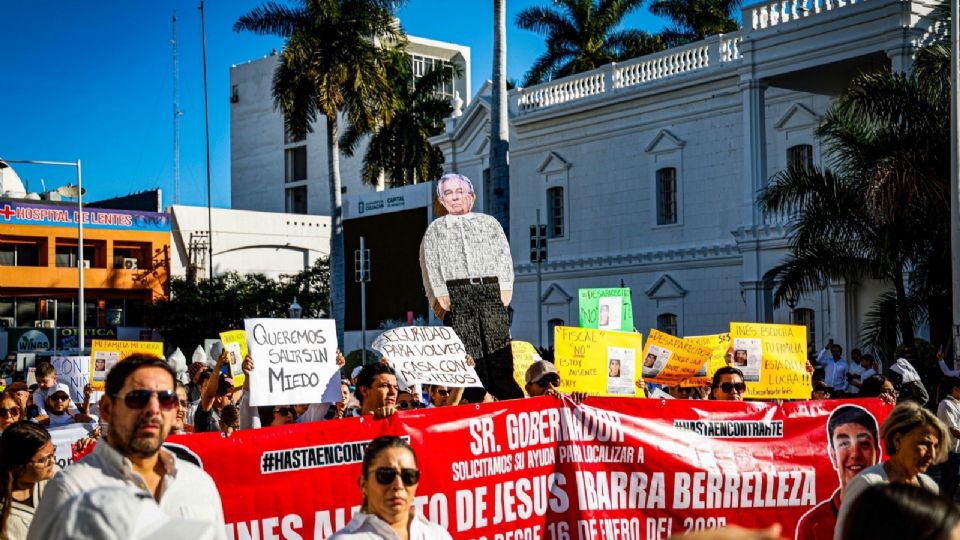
[0,391,23,432]
[331,436,452,539]
[709,367,747,401]
[0,421,56,540]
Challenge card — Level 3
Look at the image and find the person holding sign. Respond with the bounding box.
[709,367,746,401]
[419,173,524,401]
[355,363,400,419]
[330,436,452,539]
[524,361,587,403]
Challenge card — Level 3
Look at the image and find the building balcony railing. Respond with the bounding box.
[746,0,861,31]
[511,33,743,116]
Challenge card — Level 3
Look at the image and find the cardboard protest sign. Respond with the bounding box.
[50,355,104,406]
[729,322,811,399]
[244,318,341,407]
[219,330,248,388]
[554,326,644,396]
[511,341,542,390]
[89,339,164,391]
[372,326,482,388]
[578,288,634,332]
[639,329,713,386]
[681,333,732,387]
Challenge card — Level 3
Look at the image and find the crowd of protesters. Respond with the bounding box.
[3,336,960,540]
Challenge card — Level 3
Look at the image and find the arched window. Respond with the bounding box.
[792,308,816,347]
[657,313,678,336]
[547,318,565,350]
[547,186,564,238]
[787,144,814,172]
[656,168,677,225]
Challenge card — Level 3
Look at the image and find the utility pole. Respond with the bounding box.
[355,237,371,364]
[530,213,547,347]
[951,0,960,368]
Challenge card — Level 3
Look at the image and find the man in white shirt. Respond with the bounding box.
[818,342,849,395]
[937,377,960,498]
[28,354,226,540]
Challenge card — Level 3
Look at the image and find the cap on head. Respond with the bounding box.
[525,360,559,385]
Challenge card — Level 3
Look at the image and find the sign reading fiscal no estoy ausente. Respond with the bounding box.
[244,318,342,407]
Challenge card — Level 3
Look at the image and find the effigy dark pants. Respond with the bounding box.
[443,278,524,401]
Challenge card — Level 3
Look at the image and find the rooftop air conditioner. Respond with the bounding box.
[82,260,91,269]
[0,317,13,328]
[123,258,138,270]
[34,320,55,328]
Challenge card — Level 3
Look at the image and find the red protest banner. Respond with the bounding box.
[168,397,892,540]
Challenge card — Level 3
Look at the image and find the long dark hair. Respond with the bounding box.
[359,436,417,512]
[841,483,960,540]
[0,421,51,538]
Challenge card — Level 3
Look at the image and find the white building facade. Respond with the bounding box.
[230,36,471,216]
[430,0,937,353]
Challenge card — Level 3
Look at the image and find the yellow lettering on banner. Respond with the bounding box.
[728,322,810,399]
[511,341,541,391]
[680,333,731,387]
[553,326,644,397]
[220,329,249,388]
[639,329,713,386]
[88,339,164,391]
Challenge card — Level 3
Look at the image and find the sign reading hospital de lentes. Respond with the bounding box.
[554,326,644,397]
[578,288,634,332]
[244,318,341,407]
[640,329,713,386]
[729,322,810,400]
[89,339,164,391]
[372,326,483,388]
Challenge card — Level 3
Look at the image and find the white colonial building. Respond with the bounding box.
[230,36,471,216]
[429,0,939,352]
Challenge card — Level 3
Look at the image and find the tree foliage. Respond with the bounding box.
[649,0,740,46]
[758,38,950,358]
[146,258,330,355]
[515,0,666,86]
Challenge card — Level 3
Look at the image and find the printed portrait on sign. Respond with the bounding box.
[732,337,762,382]
[597,297,622,331]
[606,346,635,395]
[93,351,118,382]
[641,345,672,379]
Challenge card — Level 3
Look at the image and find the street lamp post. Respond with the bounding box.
[288,297,303,319]
[0,158,85,351]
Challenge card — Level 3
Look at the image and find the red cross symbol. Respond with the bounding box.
[0,205,14,220]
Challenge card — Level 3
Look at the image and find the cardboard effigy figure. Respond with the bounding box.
[419,173,524,400]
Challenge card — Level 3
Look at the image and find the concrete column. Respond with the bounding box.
[739,78,768,323]
[886,44,914,74]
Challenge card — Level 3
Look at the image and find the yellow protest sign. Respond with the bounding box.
[220,330,248,388]
[639,329,713,386]
[89,339,164,391]
[554,326,644,397]
[729,322,810,399]
[511,341,542,390]
[681,333,731,387]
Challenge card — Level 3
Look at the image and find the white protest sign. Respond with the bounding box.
[50,356,94,404]
[244,318,341,407]
[372,326,483,388]
[48,422,97,469]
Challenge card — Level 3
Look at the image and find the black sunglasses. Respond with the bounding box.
[113,390,178,410]
[534,373,561,388]
[374,467,420,486]
[49,394,70,402]
[435,389,450,397]
[719,382,747,394]
[0,406,21,418]
[274,407,295,416]
[397,401,422,410]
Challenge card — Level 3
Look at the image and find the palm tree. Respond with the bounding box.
[515,0,665,86]
[234,0,404,343]
[759,57,950,360]
[649,0,740,46]
[340,51,457,187]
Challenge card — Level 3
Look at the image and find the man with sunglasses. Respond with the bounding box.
[524,361,588,403]
[709,367,747,401]
[28,354,226,540]
[428,385,450,407]
[42,388,94,427]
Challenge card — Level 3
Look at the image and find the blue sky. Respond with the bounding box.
[0,1,669,209]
